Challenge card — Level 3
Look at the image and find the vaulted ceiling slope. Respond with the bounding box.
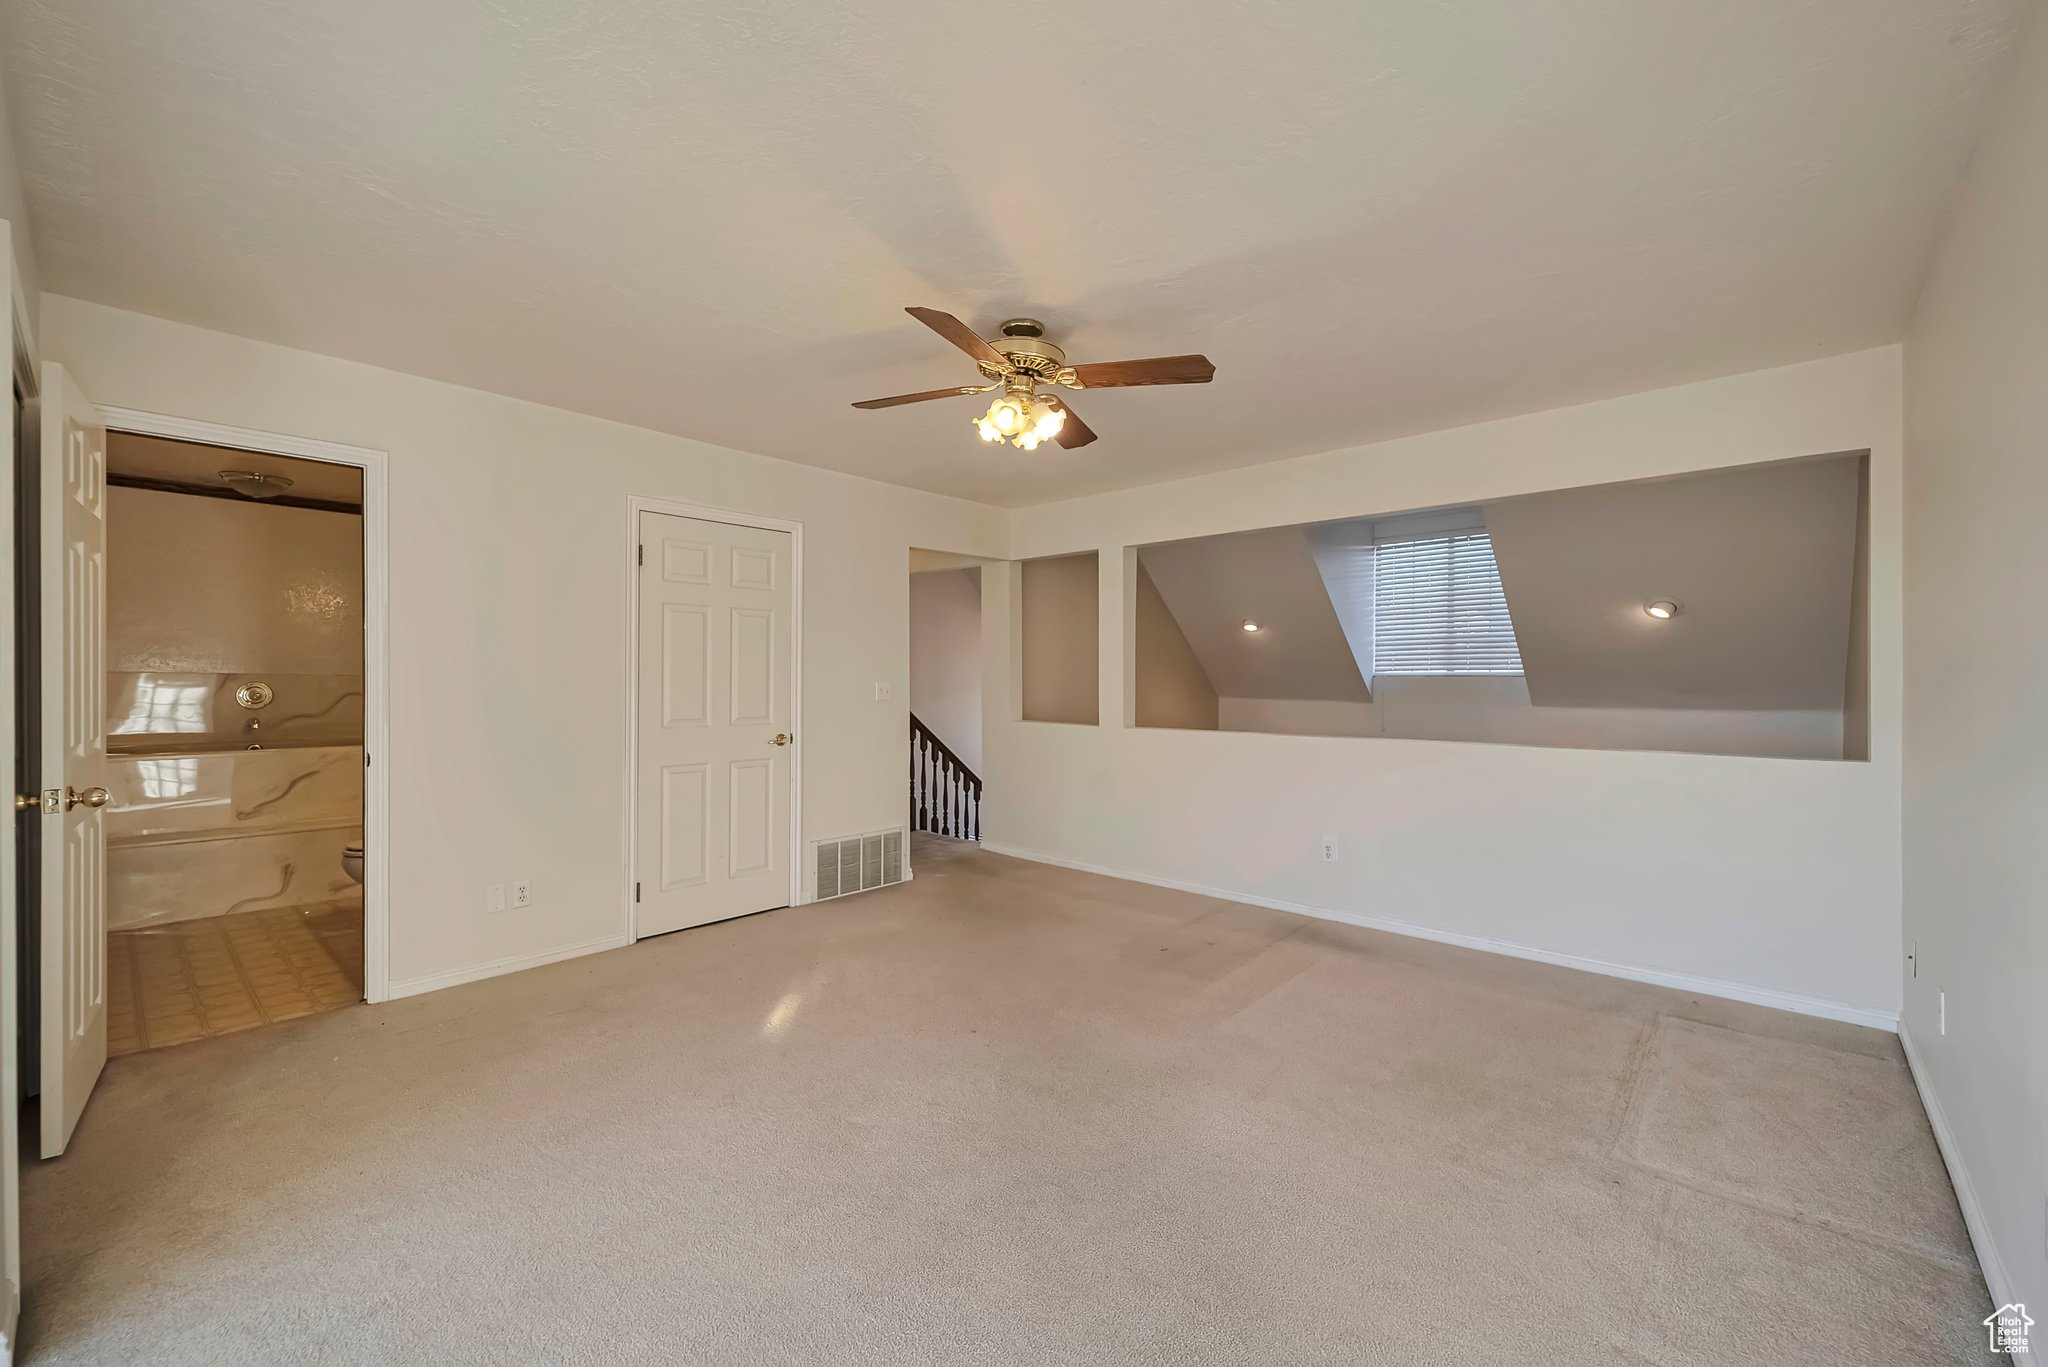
[1486,456,1862,710]
[1136,454,1863,714]
[1140,528,1370,704]
[2,1,2021,506]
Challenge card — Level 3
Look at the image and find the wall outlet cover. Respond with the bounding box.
[874,681,893,701]
[487,883,506,915]
[1320,836,1339,863]
[512,880,533,910]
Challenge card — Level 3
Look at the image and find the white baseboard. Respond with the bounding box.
[384,932,630,1000]
[1899,1024,2011,1310]
[980,841,1899,1033]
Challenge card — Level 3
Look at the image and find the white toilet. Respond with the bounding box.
[341,843,364,885]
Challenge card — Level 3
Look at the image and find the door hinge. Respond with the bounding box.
[637,543,644,567]
[364,751,371,768]
[634,882,641,903]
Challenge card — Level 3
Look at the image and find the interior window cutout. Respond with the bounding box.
[1129,452,1869,760]
[1020,552,1099,726]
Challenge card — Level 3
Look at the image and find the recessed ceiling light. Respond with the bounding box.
[1645,600,1680,620]
[1241,619,1261,632]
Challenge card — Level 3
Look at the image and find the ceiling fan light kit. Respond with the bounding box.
[854,309,1215,452]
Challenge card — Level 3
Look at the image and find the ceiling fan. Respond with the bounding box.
[852,308,1215,451]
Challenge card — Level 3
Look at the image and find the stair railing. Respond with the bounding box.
[909,713,981,841]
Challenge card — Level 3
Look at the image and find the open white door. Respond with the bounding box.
[635,510,794,937]
[0,236,28,1362]
[36,363,107,1158]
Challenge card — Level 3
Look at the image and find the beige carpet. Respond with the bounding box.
[20,836,1991,1365]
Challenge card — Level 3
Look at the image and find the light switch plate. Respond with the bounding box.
[874,681,893,701]
[486,883,506,915]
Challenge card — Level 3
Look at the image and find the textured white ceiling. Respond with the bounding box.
[2,1,2020,506]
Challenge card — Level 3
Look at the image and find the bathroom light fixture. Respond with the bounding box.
[1645,599,1680,620]
[218,470,295,500]
[1241,619,1261,632]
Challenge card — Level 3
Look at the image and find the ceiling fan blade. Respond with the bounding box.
[1066,354,1215,389]
[1050,400,1096,449]
[905,307,1008,368]
[851,385,985,410]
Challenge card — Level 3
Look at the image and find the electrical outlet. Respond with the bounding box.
[874,681,893,701]
[1320,835,1339,863]
[512,879,533,910]
[486,883,506,915]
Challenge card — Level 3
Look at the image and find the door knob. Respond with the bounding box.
[768,733,792,747]
[65,786,110,811]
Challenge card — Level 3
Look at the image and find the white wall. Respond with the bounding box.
[989,346,1904,1023]
[1218,696,1376,738]
[45,295,1006,994]
[107,486,363,675]
[1901,0,2048,1315]
[1133,562,1217,731]
[908,568,982,774]
[1220,678,1845,760]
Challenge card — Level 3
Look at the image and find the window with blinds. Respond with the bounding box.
[1371,529,1524,675]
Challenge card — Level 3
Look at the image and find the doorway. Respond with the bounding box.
[11,390,392,1158]
[908,551,985,843]
[630,502,801,938]
[98,432,367,1056]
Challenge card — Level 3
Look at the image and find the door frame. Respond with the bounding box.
[624,495,805,940]
[0,232,40,1367]
[92,407,394,1003]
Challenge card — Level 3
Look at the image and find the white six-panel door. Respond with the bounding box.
[37,363,108,1159]
[635,511,793,937]
[0,236,25,1359]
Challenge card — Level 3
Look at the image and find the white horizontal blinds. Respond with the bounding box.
[1371,529,1524,675]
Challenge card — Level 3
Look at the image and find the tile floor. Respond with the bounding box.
[106,899,363,1055]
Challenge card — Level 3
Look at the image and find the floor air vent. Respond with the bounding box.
[812,828,905,901]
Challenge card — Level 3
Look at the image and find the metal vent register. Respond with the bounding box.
[812,829,906,901]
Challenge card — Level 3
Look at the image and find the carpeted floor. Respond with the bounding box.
[20,836,1991,1364]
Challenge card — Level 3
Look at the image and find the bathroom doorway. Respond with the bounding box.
[96,430,368,1055]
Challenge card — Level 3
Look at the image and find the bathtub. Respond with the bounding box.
[105,742,363,931]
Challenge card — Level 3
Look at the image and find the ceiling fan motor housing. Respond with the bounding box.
[980,317,1067,382]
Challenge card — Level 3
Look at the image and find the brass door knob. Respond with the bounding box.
[768,733,792,747]
[66,786,110,811]
[13,794,38,813]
